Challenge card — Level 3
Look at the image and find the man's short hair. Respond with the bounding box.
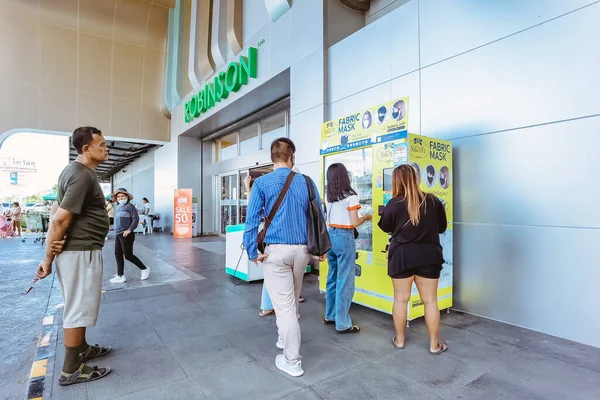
[73,126,102,154]
[270,137,296,163]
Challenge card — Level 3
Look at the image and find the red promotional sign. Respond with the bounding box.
[174,189,193,238]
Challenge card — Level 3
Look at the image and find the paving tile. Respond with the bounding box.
[492,348,600,400]
[436,325,522,369]
[169,335,253,375]
[272,339,367,386]
[325,316,424,361]
[86,347,187,400]
[190,355,304,400]
[311,362,442,400]
[447,371,548,400]
[127,284,179,299]
[374,346,486,398]
[140,302,206,325]
[90,310,152,336]
[135,292,203,313]
[112,378,205,400]
[282,388,323,400]
[152,312,233,347]
[218,306,278,332]
[196,295,256,315]
[98,299,140,316]
[103,289,132,302]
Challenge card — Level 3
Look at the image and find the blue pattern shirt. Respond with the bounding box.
[243,168,324,260]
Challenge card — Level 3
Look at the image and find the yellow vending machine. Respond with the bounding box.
[319,97,453,321]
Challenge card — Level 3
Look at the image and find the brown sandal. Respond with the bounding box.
[58,364,111,386]
[429,341,449,355]
[258,309,275,317]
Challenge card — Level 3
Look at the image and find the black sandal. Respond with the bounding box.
[429,341,449,355]
[58,364,111,386]
[337,325,360,334]
[324,319,335,325]
[392,337,406,349]
[79,344,112,363]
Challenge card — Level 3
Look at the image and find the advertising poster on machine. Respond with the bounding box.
[319,97,453,322]
[320,97,409,155]
[174,189,193,239]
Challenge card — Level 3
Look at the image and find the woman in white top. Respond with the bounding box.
[324,163,372,333]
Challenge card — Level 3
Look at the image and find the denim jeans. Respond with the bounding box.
[260,284,273,310]
[325,227,356,331]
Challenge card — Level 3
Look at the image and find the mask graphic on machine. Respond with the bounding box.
[391,100,406,121]
[340,135,349,146]
[377,106,387,124]
[426,165,435,186]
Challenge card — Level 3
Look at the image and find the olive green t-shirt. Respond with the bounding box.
[57,161,109,251]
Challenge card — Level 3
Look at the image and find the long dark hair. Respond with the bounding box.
[326,163,357,202]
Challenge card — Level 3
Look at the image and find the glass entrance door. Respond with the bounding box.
[219,173,238,234]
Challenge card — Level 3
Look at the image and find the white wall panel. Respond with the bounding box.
[290,0,324,64]
[419,0,597,66]
[388,0,419,78]
[291,49,324,117]
[453,116,599,229]
[269,7,291,76]
[328,16,392,103]
[289,104,326,165]
[330,82,391,121]
[454,223,600,348]
[296,161,322,190]
[242,0,270,47]
[391,71,420,133]
[421,3,600,140]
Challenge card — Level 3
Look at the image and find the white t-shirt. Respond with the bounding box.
[144,203,151,215]
[326,194,361,229]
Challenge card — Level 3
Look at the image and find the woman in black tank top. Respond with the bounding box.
[378,164,448,355]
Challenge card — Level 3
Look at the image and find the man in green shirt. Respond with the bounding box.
[36,126,112,385]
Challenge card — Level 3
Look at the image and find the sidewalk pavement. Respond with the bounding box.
[44,234,600,400]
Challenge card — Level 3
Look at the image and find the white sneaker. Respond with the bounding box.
[275,354,304,377]
[141,268,150,281]
[110,275,126,284]
[276,337,284,350]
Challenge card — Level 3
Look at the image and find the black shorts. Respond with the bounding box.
[109,217,114,225]
[389,264,442,280]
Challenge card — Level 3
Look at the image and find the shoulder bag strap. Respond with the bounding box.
[264,171,296,231]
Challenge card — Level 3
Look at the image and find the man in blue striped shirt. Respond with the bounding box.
[243,138,325,378]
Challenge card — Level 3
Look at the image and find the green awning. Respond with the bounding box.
[43,192,57,201]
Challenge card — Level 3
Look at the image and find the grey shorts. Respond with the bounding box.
[55,250,104,329]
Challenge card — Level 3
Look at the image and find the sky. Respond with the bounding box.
[0,133,69,201]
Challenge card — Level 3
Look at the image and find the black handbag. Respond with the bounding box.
[304,175,331,256]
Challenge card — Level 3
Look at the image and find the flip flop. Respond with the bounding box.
[58,364,111,386]
[337,325,360,334]
[259,309,275,317]
[324,319,335,325]
[429,341,449,355]
[299,296,305,303]
[79,344,112,363]
[392,337,406,349]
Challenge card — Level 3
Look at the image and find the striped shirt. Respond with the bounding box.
[243,167,323,260]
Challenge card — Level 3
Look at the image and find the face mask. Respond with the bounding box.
[118,200,127,206]
[392,109,399,119]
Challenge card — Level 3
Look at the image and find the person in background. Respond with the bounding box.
[324,163,372,333]
[142,197,153,234]
[109,188,149,283]
[36,126,112,386]
[9,202,22,236]
[243,138,325,378]
[378,164,448,355]
[105,200,114,241]
[244,175,305,319]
